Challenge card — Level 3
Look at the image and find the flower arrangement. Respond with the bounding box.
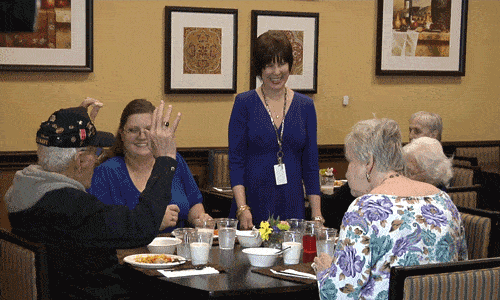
[319,167,337,177]
[259,215,290,244]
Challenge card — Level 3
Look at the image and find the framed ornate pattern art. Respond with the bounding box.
[0,0,93,72]
[165,6,238,94]
[376,0,468,76]
[251,10,319,94]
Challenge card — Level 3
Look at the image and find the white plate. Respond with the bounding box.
[123,254,186,269]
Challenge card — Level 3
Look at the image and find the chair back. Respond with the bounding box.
[447,186,479,209]
[208,149,230,189]
[0,228,50,300]
[455,146,500,167]
[450,166,475,187]
[460,212,491,259]
[389,257,500,300]
[457,206,500,258]
[452,155,478,167]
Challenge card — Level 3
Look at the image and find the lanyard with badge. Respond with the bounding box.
[262,88,288,186]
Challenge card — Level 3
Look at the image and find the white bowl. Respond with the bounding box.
[147,237,182,254]
[236,230,263,248]
[242,247,280,268]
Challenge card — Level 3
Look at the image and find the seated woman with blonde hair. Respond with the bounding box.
[314,118,467,300]
[403,136,453,190]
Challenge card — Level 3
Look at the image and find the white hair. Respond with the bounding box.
[345,118,405,173]
[409,111,443,141]
[37,145,79,173]
[403,137,453,187]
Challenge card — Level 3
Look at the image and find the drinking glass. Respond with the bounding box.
[216,218,239,250]
[172,228,196,259]
[302,220,321,263]
[282,231,302,265]
[194,219,216,246]
[190,230,213,265]
[316,227,338,257]
[286,218,306,234]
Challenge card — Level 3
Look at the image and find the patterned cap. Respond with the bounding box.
[36,106,115,148]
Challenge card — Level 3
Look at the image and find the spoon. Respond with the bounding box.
[275,246,292,255]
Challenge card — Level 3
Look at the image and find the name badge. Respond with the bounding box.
[274,163,288,185]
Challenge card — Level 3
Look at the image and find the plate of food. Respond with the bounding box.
[123,254,186,269]
[334,180,347,188]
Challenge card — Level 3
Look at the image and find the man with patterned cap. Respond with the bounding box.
[5,98,181,299]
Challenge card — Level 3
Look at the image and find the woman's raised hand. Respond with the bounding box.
[149,101,181,159]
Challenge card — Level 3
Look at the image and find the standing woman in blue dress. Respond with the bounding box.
[229,30,323,229]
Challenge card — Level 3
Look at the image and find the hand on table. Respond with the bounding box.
[238,210,253,230]
[160,204,180,231]
[197,213,213,223]
[313,253,333,274]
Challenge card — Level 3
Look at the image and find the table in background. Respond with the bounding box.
[478,163,500,211]
[118,244,319,300]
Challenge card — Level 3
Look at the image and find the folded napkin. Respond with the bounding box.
[280,269,317,280]
[252,262,317,284]
[158,267,219,278]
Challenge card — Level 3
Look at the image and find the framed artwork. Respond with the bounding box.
[251,10,319,94]
[0,0,93,72]
[165,6,238,94]
[376,0,468,76]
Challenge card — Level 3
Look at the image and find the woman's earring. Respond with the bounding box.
[366,172,371,182]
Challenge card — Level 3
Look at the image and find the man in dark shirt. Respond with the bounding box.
[4,98,181,299]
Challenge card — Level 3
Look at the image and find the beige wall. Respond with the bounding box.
[0,0,499,151]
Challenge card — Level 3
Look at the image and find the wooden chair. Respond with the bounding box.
[455,146,500,168]
[452,155,478,167]
[389,257,500,300]
[447,185,480,209]
[450,165,481,187]
[458,206,500,258]
[0,228,50,300]
[208,149,230,189]
[459,211,491,259]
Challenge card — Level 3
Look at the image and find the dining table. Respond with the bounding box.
[117,240,320,300]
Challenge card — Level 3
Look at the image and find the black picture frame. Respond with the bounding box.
[250,10,319,93]
[376,0,468,76]
[0,0,93,72]
[165,6,238,94]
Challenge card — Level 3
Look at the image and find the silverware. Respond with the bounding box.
[270,269,316,280]
[275,246,291,256]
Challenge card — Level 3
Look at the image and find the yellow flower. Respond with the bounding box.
[259,221,273,241]
[277,221,290,231]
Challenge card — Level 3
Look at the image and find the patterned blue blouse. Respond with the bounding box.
[317,192,468,300]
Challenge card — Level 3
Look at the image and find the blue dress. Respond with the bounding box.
[317,192,468,300]
[228,90,320,224]
[88,153,203,233]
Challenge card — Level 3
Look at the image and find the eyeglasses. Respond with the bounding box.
[123,127,151,136]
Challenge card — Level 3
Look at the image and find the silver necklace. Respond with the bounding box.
[261,87,286,120]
